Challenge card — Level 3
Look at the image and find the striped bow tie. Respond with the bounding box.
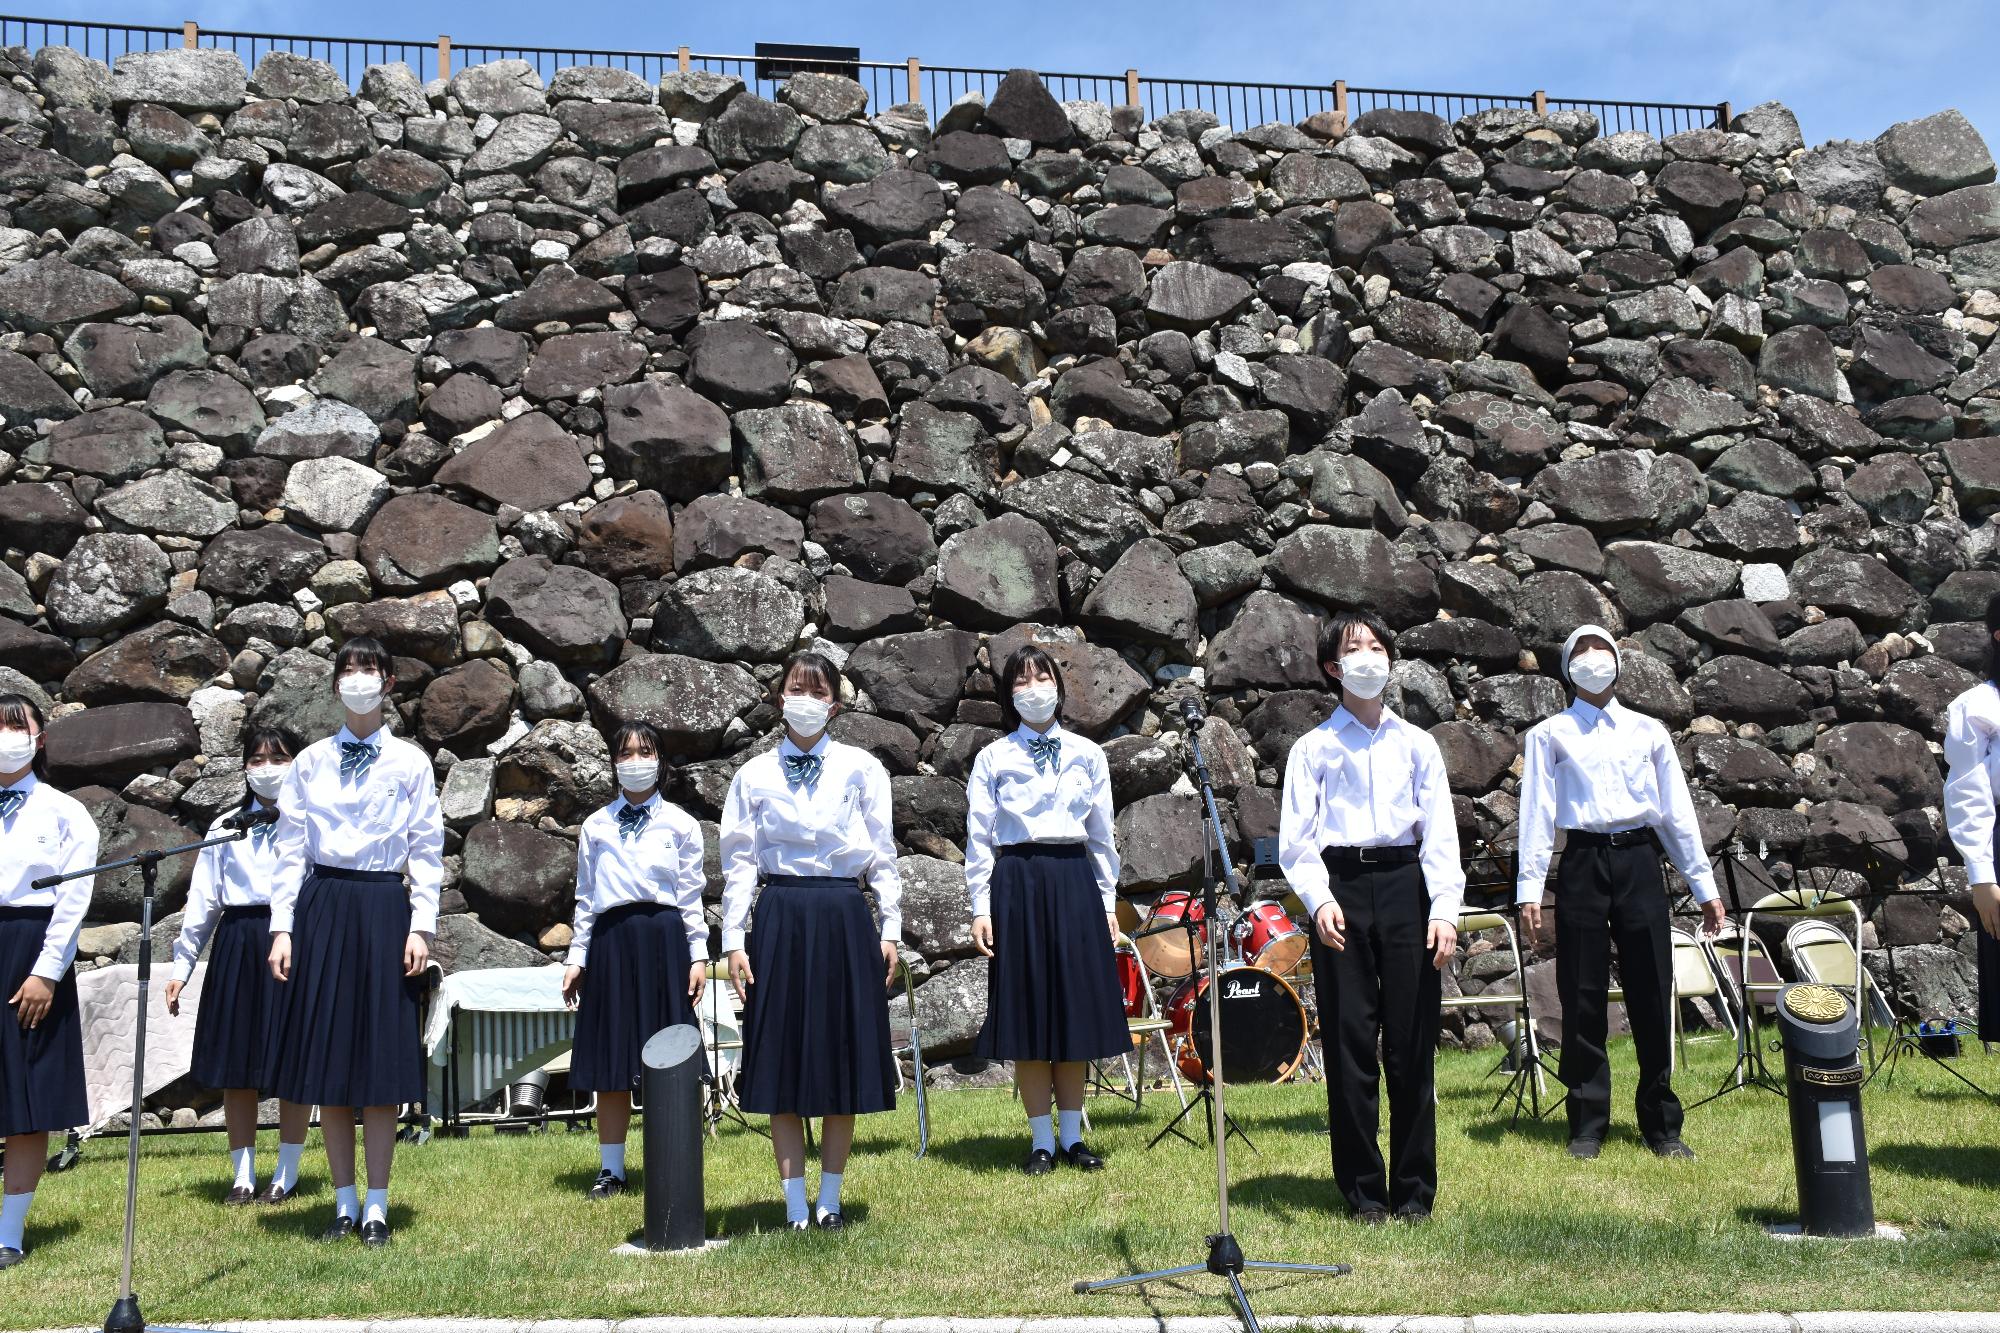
[617,804,650,840]
[339,740,377,778]
[1027,735,1061,775]
[249,818,278,849]
[783,753,822,789]
[0,788,24,819]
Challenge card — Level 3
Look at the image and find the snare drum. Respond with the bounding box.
[1134,890,1206,979]
[1164,966,1310,1086]
[1231,901,1308,976]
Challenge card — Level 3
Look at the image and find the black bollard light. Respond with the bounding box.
[1774,983,1874,1238]
[640,1023,706,1251]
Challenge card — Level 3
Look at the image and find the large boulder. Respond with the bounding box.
[933,515,1061,630]
[652,565,806,662]
[459,819,574,937]
[485,556,627,665]
[586,654,762,759]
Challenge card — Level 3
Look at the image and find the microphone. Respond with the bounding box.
[1178,698,1205,729]
[222,805,280,831]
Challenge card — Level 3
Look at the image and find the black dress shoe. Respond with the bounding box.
[258,1181,296,1206]
[1022,1147,1056,1176]
[1355,1207,1390,1227]
[224,1185,258,1206]
[1650,1138,1697,1160]
[1566,1138,1602,1160]
[1395,1206,1432,1224]
[815,1211,845,1231]
[588,1169,627,1200]
[0,1246,23,1269]
[317,1214,359,1243]
[360,1218,391,1248]
[1060,1141,1105,1171]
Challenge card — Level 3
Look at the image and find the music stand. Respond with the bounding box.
[1461,841,1559,1123]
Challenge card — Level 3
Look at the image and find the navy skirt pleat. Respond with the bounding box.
[1981,927,1998,1038]
[737,876,895,1117]
[571,901,699,1093]
[0,907,88,1137]
[266,868,424,1108]
[190,905,280,1094]
[973,843,1129,1063]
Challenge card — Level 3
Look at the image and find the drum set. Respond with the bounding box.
[1118,887,1318,1087]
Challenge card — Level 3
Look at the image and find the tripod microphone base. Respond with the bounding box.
[1207,1230,1244,1275]
[105,1294,144,1333]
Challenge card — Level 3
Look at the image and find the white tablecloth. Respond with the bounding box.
[75,963,205,1134]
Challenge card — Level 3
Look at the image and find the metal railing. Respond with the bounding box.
[0,15,1728,135]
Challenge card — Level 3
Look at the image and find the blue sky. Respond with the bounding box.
[16,0,2000,147]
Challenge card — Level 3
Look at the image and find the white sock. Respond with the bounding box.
[816,1171,843,1221]
[1059,1109,1084,1149]
[1028,1114,1056,1154]
[363,1188,388,1227]
[334,1185,359,1220]
[272,1141,305,1193]
[781,1175,809,1226]
[601,1142,626,1180]
[0,1190,32,1251]
[231,1146,256,1191]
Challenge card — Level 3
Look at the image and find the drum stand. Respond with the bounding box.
[35,818,264,1333]
[1077,706,1350,1332]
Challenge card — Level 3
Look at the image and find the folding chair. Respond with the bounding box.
[1443,909,1550,1121]
[1669,926,1736,1073]
[1743,887,1865,1066]
[887,955,929,1159]
[701,959,761,1138]
[1090,933,1189,1113]
[1785,918,1894,1036]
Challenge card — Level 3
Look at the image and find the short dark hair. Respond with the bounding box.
[0,692,49,780]
[332,634,395,686]
[1987,592,2000,686]
[608,719,663,760]
[1316,610,1396,676]
[996,644,1066,733]
[777,650,843,702]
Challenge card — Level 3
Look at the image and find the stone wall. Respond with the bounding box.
[3,46,1998,1058]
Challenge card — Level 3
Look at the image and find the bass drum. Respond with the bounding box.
[1164,966,1309,1086]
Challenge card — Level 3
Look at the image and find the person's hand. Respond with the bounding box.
[972,915,994,957]
[9,975,53,1028]
[882,940,899,987]
[1973,882,2000,940]
[728,949,754,1003]
[164,978,185,1015]
[1314,901,1346,951]
[404,932,430,977]
[562,965,583,1009]
[1700,900,1728,939]
[268,932,292,982]
[1426,919,1458,971]
[1519,903,1543,948]
[1106,912,1120,942]
[688,961,707,1005]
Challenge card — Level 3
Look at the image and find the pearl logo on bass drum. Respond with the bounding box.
[1223,977,1266,1002]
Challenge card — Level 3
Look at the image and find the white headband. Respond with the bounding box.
[1561,624,1622,683]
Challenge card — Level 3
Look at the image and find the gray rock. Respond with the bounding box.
[587,654,762,759]
[1793,139,1886,210]
[652,565,805,662]
[934,515,1060,630]
[111,49,247,113]
[46,533,171,636]
[1873,109,1996,195]
[485,556,627,665]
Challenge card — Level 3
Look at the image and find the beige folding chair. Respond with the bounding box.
[886,955,929,1158]
[700,959,759,1138]
[1669,926,1736,1073]
[1742,887,1865,1066]
[1443,909,1550,1120]
[1784,918,1893,1042]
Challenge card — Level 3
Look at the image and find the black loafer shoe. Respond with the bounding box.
[1356,1207,1391,1227]
[224,1185,258,1206]
[1022,1147,1056,1176]
[1061,1141,1105,1171]
[317,1214,359,1243]
[258,1182,296,1206]
[1395,1206,1432,1224]
[1650,1138,1697,1160]
[360,1218,391,1248]
[589,1169,627,1200]
[1566,1138,1602,1160]
[0,1246,23,1269]
[815,1211,845,1231]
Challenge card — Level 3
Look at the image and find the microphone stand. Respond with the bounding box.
[34,810,271,1333]
[1076,708,1350,1332]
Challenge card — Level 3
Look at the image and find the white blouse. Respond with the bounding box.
[0,773,99,981]
[718,734,901,953]
[269,725,445,937]
[1278,705,1465,923]
[171,801,283,984]
[571,792,709,967]
[1945,680,2000,884]
[1514,698,1719,905]
[963,723,1119,917]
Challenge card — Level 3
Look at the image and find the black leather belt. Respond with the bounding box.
[1563,827,1657,849]
[1321,845,1421,869]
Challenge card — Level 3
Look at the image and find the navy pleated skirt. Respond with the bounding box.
[0,907,88,1138]
[973,843,1130,1064]
[266,867,424,1109]
[1980,927,1998,1038]
[571,901,700,1093]
[191,905,280,1094]
[737,876,895,1117]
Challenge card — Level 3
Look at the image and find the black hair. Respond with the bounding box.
[1316,610,1396,679]
[777,650,843,703]
[0,692,49,780]
[332,634,395,688]
[997,644,1066,734]
[240,724,301,810]
[608,719,664,760]
[1987,592,2000,686]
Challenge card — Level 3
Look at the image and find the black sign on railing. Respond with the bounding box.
[753,41,860,84]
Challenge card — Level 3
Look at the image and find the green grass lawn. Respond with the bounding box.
[6,1038,2000,1328]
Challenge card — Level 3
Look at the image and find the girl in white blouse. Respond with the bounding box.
[165,725,314,1207]
[265,635,443,1249]
[563,719,709,1201]
[965,646,1125,1174]
[0,692,96,1270]
[722,651,901,1231]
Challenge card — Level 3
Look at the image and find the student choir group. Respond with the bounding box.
[6,597,2000,1267]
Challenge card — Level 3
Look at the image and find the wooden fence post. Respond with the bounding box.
[1718,100,1733,129]
[907,56,920,105]
[437,34,451,81]
[677,45,691,73]
[1124,67,1139,108]
[181,20,197,48]
[1532,88,1547,115]
[1333,78,1347,132]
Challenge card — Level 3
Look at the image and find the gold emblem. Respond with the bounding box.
[1784,984,1847,1024]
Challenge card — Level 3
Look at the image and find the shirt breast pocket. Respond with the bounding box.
[1619,748,1657,800]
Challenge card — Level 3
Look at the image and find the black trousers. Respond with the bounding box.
[1307,856,1439,1216]
[1554,837,1682,1146]
[1980,927,1997,1039]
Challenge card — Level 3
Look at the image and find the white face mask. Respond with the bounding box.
[616,758,660,793]
[338,672,385,714]
[1013,682,1060,726]
[1338,650,1391,700]
[782,694,831,738]
[244,761,289,800]
[0,729,36,773]
[1569,650,1620,694]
